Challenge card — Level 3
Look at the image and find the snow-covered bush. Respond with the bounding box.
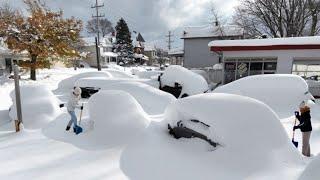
[57,71,112,90]
[88,90,150,147]
[9,85,61,129]
[100,82,176,115]
[214,74,314,118]
[299,154,320,180]
[160,65,208,98]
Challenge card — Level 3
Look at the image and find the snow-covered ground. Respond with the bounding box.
[0,67,319,180]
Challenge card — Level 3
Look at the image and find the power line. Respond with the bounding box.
[166,31,174,50]
[91,0,105,71]
[91,0,105,44]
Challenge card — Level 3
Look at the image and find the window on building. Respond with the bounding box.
[224,57,277,83]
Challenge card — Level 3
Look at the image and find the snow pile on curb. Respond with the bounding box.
[100,82,176,115]
[214,74,313,118]
[9,85,62,129]
[88,90,150,146]
[58,71,112,90]
[161,65,208,97]
[299,154,320,180]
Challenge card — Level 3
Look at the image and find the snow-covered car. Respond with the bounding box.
[86,90,150,147]
[159,65,209,98]
[9,85,62,129]
[214,74,315,118]
[74,77,159,98]
[97,82,176,115]
[57,71,112,90]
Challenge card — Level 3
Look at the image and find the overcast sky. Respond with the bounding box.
[5,0,239,49]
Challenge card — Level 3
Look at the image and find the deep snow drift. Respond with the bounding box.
[120,93,305,180]
[214,74,314,118]
[9,85,62,129]
[97,82,176,115]
[160,65,208,97]
[299,154,320,180]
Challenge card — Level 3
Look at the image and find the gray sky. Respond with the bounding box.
[5,0,239,49]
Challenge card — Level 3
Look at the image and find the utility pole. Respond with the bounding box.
[13,64,22,132]
[166,31,174,50]
[91,0,105,71]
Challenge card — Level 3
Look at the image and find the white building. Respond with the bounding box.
[182,24,244,68]
[81,34,118,67]
[208,36,320,84]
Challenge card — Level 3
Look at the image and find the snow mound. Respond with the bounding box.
[100,82,176,115]
[88,90,150,147]
[161,65,208,97]
[57,71,112,90]
[214,74,314,118]
[9,85,62,129]
[299,154,320,180]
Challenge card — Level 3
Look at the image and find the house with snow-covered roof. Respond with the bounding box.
[81,33,118,67]
[182,23,244,69]
[0,38,29,76]
[208,36,320,84]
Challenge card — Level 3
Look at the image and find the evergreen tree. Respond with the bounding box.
[115,18,133,64]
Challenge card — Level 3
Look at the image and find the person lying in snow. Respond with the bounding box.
[64,87,83,134]
[168,121,218,147]
[294,102,313,157]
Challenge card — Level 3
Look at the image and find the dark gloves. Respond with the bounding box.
[293,126,299,131]
[59,104,64,108]
[80,106,84,110]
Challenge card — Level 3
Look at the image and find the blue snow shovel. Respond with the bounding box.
[292,118,298,148]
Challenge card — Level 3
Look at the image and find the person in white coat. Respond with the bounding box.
[66,87,83,132]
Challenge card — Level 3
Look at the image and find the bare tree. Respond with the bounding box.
[86,18,114,37]
[234,0,320,38]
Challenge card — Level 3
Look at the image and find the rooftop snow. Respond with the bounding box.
[182,24,244,39]
[209,36,320,48]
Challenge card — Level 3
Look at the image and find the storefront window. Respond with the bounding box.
[250,62,263,75]
[236,62,249,79]
[224,62,236,84]
[224,57,277,84]
[264,62,277,70]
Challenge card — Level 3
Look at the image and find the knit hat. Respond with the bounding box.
[73,87,82,96]
[299,101,306,108]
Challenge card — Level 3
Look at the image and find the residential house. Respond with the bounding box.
[81,33,118,67]
[0,38,29,76]
[168,48,184,65]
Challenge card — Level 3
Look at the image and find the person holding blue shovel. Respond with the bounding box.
[293,101,312,157]
[60,87,83,135]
